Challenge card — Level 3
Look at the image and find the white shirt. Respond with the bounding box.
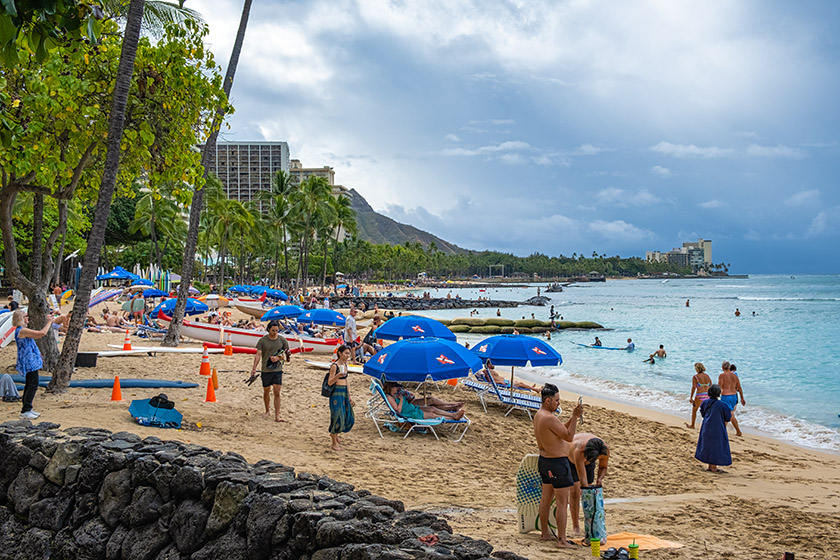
[344,314,357,343]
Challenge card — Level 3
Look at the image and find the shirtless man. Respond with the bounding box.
[718,361,745,436]
[653,344,666,358]
[568,434,610,536]
[53,312,72,334]
[534,384,584,549]
[103,311,131,333]
[482,360,540,393]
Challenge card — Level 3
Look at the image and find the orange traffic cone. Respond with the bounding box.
[111,375,122,401]
[204,377,216,402]
[223,333,233,356]
[199,344,211,376]
[122,329,132,351]
[211,368,219,391]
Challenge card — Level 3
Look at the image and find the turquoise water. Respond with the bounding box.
[411,275,840,452]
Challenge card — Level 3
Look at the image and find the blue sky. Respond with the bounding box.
[190,0,840,273]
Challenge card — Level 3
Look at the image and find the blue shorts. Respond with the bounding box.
[720,394,738,411]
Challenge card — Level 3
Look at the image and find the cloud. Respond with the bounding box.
[784,189,820,207]
[732,131,760,139]
[440,140,531,157]
[587,220,654,241]
[699,199,724,209]
[445,133,461,142]
[575,144,605,156]
[651,141,736,158]
[807,212,827,236]
[746,144,806,159]
[651,165,671,177]
[596,188,661,207]
[744,230,762,241]
[468,119,516,125]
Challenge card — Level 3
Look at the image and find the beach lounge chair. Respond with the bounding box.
[365,380,471,442]
[462,372,552,419]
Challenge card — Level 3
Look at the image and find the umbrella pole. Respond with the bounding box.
[510,366,515,392]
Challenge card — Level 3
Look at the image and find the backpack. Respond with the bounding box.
[321,364,336,398]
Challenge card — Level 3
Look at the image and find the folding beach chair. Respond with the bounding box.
[462,372,552,419]
[366,380,471,442]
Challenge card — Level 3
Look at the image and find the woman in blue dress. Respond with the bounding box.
[327,345,355,451]
[695,384,732,473]
[12,310,53,420]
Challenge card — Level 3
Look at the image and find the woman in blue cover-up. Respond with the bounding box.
[12,310,53,420]
[695,384,732,473]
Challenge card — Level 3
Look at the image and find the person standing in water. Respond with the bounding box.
[685,362,712,429]
[12,310,53,419]
[718,361,745,436]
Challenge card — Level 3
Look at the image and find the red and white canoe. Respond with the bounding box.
[232,298,267,318]
[157,313,340,354]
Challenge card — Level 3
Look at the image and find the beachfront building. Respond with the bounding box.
[289,159,335,186]
[203,141,291,209]
[646,239,712,272]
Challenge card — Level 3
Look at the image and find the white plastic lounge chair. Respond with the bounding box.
[462,372,557,419]
[366,380,471,442]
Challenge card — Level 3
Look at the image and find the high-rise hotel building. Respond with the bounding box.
[202,141,290,209]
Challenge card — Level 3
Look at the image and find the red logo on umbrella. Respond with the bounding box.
[532,347,547,355]
[377,353,388,364]
[411,325,425,333]
[436,354,455,365]
[478,344,488,353]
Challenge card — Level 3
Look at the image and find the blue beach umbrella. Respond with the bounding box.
[363,337,483,383]
[261,305,305,321]
[131,278,154,286]
[128,397,183,429]
[297,308,346,326]
[472,335,562,367]
[228,285,253,293]
[142,289,169,298]
[263,288,288,301]
[336,284,348,289]
[152,298,208,317]
[374,315,456,341]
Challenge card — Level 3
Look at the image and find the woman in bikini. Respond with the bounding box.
[327,346,355,451]
[686,362,712,429]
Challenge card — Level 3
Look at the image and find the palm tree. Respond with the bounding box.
[290,176,332,289]
[52,0,146,390]
[162,0,252,346]
[256,169,295,286]
[100,0,205,34]
[321,195,356,288]
[209,197,252,291]
[128,181,187,269]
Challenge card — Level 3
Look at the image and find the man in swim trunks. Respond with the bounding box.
[654,344,666,358]
[718,361,745,436]
[568,434,610,536]
[533,383,583,549]
[251,321,290,422]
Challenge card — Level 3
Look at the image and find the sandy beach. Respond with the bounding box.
[2,307,839,559]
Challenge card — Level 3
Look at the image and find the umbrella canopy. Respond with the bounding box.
[336,284,348,289]
[363,337,483,382]
[263,288,288,300]
[128,397,182,429]
[297,308,346,326]
[152,298,208,317]
[95,266,140,281]
[228,285,253,293]
[131,278,154,286]
[188,286,200,294]
[142,289,169,298]
[472,335,562,367]
[261,305,305,321]
[374,315,456,341]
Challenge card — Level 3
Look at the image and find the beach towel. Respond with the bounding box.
[602,532,683,550]
[582,486,607,545]
[0,373,21,401]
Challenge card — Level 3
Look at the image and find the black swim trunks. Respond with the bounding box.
[261,371,283,387]
[585,461,596,485]
[538,456,578,489]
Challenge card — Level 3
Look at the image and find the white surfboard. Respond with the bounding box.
[304,359,364,374]
[0,311,17,348]
[105,344,225,354]
[516,453,557,534]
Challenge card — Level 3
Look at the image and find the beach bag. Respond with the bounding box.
[582,485,607,545]
[321,369,335,397]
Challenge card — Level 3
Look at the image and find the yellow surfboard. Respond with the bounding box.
[60,289,74,305]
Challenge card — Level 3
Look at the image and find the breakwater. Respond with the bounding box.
[0,421,524,560]
[332,296,519,311]
[439,317,603,334]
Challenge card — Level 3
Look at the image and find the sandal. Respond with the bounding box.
[601,547,618,559]
[616,548,629,560]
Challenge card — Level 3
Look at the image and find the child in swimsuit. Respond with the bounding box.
[685,362,712,429]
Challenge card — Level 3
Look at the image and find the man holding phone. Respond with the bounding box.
[251,321,291,422]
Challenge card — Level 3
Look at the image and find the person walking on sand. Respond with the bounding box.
[12,310,53,419]
[534,384,584,549]
[694,384,732,473]
[718,361,745,436]
[685,362,712,429]
[250,321,290,423]
[327,345,355,451]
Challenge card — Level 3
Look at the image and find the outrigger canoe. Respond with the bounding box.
[157,313,340,354]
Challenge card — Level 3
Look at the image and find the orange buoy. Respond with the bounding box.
[122,329,132,351]
[204,377,216,402]
[211,367,219,390]
[111,375,122,401]
[223,332,233,356]
[199,344,211,376]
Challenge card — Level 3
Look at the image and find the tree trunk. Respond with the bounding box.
[320,237,328,291]
[162,0,252,346]
[50,0,146,392]
[273,244,279,286]
[53,227,67,286]
[282,225,289,288]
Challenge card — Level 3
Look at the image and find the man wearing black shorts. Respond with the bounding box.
[251,321,290,422]
[533,383,583,549]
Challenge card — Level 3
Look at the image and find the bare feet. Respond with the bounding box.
[454,410,465,420]
[708,466,727,474]
[275,417,287,423]
[331,443,343,452]
[684,423,695,429]
[735,431,743,437]
[555,539,576,549]
[264,410,271,417]
[569,528,583,539]
[539,534,554,542]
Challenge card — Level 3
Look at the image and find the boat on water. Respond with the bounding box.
[544,282,564,293]
[156,313,340,354]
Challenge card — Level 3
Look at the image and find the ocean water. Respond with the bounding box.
[409,275,840,452]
